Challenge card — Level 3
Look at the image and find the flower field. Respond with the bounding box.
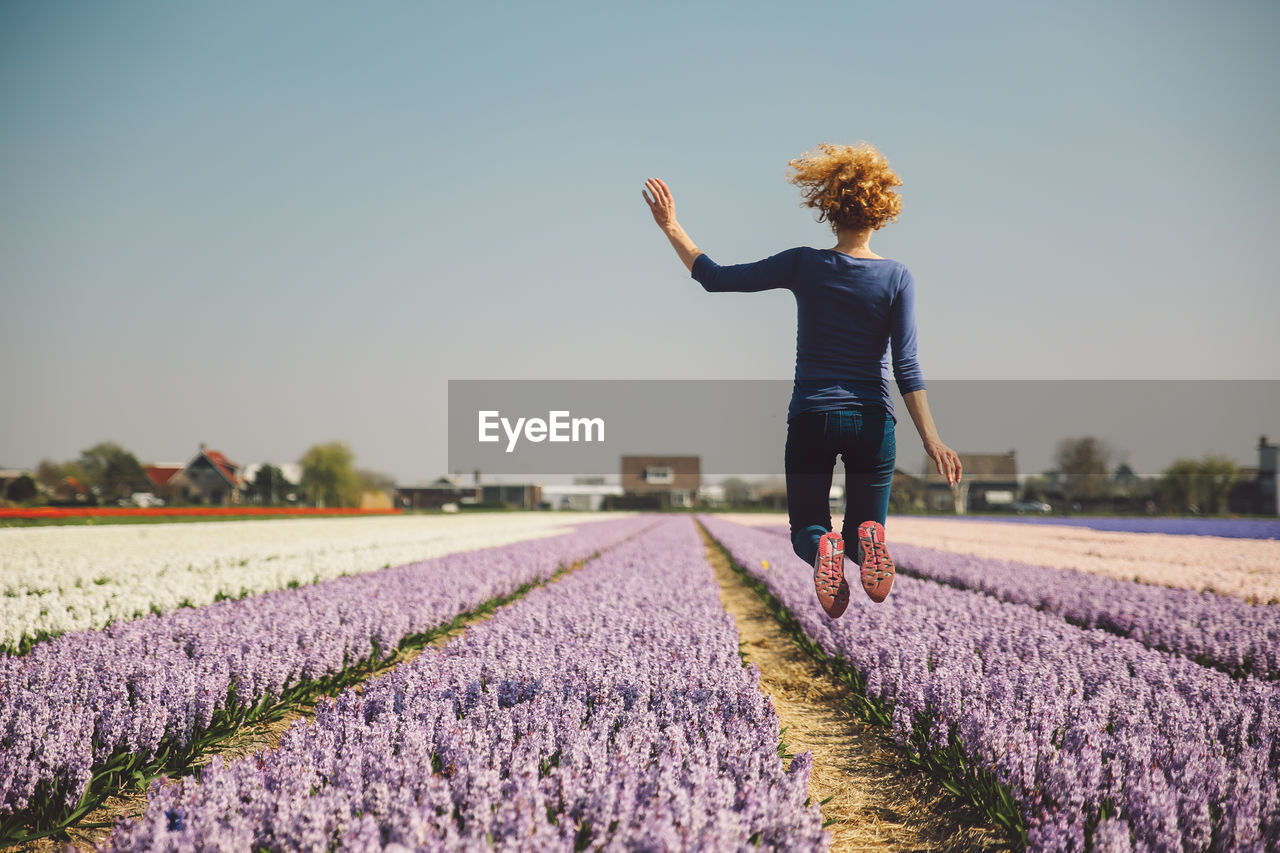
[956,516,1280,541]
[877,517,1280,604]
[0,513,603,653]
[741,516,1280,604]
[2,511,1277,850]
[0,516,651,837]
[707,514,1280,851]
[101,517,824,851]
[0,507,403,520]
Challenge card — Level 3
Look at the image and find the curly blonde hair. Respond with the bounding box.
[785,142,902,232]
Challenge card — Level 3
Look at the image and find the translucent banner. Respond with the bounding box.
[447,379,1279,479]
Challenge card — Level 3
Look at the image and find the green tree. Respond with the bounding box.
[249,463,292,506]
[35,458,88,494]
[1158,458,1203,514]
[299,442,361,508]
[1054,437,1115,503]
[720,477,752,506]
[1198,455,1239,515]
[5,475,38,504]
[77,441,146,502]
[1021,474,1054,502]
[1111,463,1138,496]
[1156,455,1240,515]
[35,459,65,490]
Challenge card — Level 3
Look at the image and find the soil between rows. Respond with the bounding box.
[697,524,1013,853]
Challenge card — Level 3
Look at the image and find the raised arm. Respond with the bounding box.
[643,177,797,292]
[643,178,702,271]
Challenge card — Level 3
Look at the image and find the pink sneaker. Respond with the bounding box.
[856,521,895,603]
[812,531,849,618]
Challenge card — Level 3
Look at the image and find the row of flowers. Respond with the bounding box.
[101,516,825,851]
[0,513,601,654]
[0,516,653,838]
[955,515,1280,541]
[757,516,1280,603]
[754,525,1280,679]
[701,516,1279,852]
[0,507,401,519]
[890,541,1280,680]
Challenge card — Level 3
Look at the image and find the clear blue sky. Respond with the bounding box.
[3,0,1278,482]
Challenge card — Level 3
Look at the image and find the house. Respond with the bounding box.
[396,476,481,509]
[921,451,1018,514]
[540,483,624,511]
[481,483,543,510]
[143,463,185,504]
[169,445,246,505]
[621,455,701,508]
[395,476,543,510]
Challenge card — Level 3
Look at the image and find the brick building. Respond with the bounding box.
[620,455,701,508]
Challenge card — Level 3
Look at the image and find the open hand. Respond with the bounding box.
[926,440,963,486]
[643,178,678,232]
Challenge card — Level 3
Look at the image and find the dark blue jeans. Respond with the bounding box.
[786,407,896,566]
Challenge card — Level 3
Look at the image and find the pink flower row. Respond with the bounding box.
[717,513,1280,604]
[885,517,1280,603]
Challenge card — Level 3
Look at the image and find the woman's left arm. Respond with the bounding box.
[644,178,703,271]
[892,268,962,484]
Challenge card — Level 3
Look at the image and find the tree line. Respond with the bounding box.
[1029,436,1244,515]
[6,441,393,509]
[712,438,1251,517]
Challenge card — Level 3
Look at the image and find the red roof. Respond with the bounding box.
[201,450,243,487]
[63,476,88,495]
[145,465,183,486]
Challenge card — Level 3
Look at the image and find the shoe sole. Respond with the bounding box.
[813,531,850,618]
[857,521,895,603]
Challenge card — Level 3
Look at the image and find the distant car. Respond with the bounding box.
[130,492,165,508]
[1012,500,1052,514]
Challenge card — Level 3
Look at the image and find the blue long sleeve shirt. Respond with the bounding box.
[691,247,926,422]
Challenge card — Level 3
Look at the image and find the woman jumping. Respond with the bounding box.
[643,142,962,617]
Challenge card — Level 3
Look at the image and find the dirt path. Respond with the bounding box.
[697,525,1013,853]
